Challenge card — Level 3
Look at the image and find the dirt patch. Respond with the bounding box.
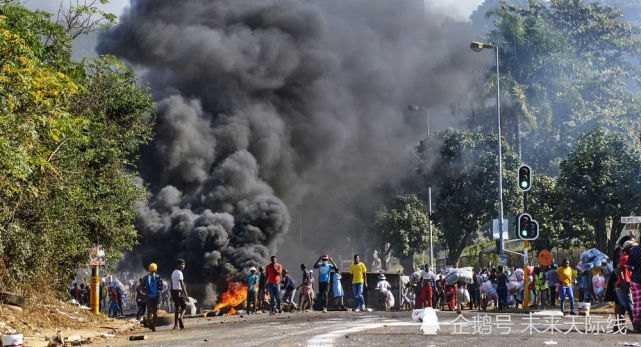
[0,301,136,346]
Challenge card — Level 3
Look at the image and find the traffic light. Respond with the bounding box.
[518,165,532,191]
[517,213,539,240]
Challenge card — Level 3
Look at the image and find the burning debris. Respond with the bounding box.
[211,282,249,316]
[98,0,484,305]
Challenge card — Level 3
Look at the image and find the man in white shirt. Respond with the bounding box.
[420,264,435,308]
[171,259,189,330]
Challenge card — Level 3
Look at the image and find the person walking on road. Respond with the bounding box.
[420,264,435,309]
[314,254,337,313]
[171,259,189,330]
[246,267,259,314]
[556,259,576,315]
[266,256,283,315]
[349,254,367,312]
[281,269,297,310]
[144,263,163,331]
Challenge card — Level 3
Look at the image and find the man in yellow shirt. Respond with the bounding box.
[555,259,576,315]
[349,254,367,312]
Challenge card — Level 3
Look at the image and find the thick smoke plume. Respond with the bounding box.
[99,0,485,304]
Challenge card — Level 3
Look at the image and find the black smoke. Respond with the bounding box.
[99,0,486,304]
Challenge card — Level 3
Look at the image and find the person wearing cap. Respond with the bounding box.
[313,254,337,313]
[246,267,259,314]
[375,274,393,311]
[144,263,163,331]
[171,259,189,330]
[615,239,637,326]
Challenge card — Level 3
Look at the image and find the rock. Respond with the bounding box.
[0,292,24,308]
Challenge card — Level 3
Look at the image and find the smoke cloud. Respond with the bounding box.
[98,0,485,304]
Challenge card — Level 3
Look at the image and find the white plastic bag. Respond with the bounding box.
[412,308,425,322]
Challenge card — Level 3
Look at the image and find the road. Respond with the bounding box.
[95,310,641,346]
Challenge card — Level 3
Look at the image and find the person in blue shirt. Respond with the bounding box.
[332,267,345,310]
[144,263,163,332]
[313,254,338,313]
[246,267,259,314]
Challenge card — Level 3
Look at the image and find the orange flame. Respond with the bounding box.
[212,282,248,315]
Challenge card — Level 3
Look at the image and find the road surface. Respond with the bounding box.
[95,309,641,346]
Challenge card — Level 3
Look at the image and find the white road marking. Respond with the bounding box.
[307,319,419,347]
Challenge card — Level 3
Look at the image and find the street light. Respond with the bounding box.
[408,104,433,268]
[470,41,504,257]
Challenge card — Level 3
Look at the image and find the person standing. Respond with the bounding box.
[626,241,641,332]
[546,265,558,307]
[257,267,267,311]
[534,266,548,308]
[332,267,345,310]
[615,240,636,327]
[171,259,188,330]
[265,256,283,315]
[468,268,480,310]
[144,263,162,331]
[349,254,367,312]
[297,264,313,311]
[556,259,576,315]
[496,266,508,310]
[314,254,337,313]
[135,278,147,321]
[246,267,259,314]
[420,264,435,309]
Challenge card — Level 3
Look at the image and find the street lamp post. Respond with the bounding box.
[408,104,433,267]
[470,41,504,257]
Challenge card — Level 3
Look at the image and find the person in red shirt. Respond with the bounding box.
[615,240,637,324]
[265,256,283,315]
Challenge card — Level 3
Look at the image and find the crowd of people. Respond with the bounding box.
[69,235,641,334]
[244,254,379,315]
[398,236,641,333]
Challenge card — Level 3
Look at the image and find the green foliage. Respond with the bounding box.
[370,194,431,269]
[0,3,153,296]
[418,129,522,265]
[557,126,641,254]
[473,0,641,175]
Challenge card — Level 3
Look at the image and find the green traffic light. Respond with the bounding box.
[520,181,528,188]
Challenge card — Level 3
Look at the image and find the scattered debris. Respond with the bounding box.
[543,341,558,345]
[129,335,148,341]
[100,333,115,338]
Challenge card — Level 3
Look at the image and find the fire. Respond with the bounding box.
[212,282,248,315]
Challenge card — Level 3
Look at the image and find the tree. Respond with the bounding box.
[526,174,564,252]
[370,194,430,273]
[0,3,153,295]
[418,130,522,266]
[557,126,641,255]
[475,0,641,175]
[56,0,117,39]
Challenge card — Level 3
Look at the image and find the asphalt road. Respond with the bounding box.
[95,309,641,347]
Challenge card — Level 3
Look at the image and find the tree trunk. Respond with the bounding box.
[380,249,389,271]
[446,229,473,266]
[594,219,608,253]
[608,219,625,256]
[399,256,414,275]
